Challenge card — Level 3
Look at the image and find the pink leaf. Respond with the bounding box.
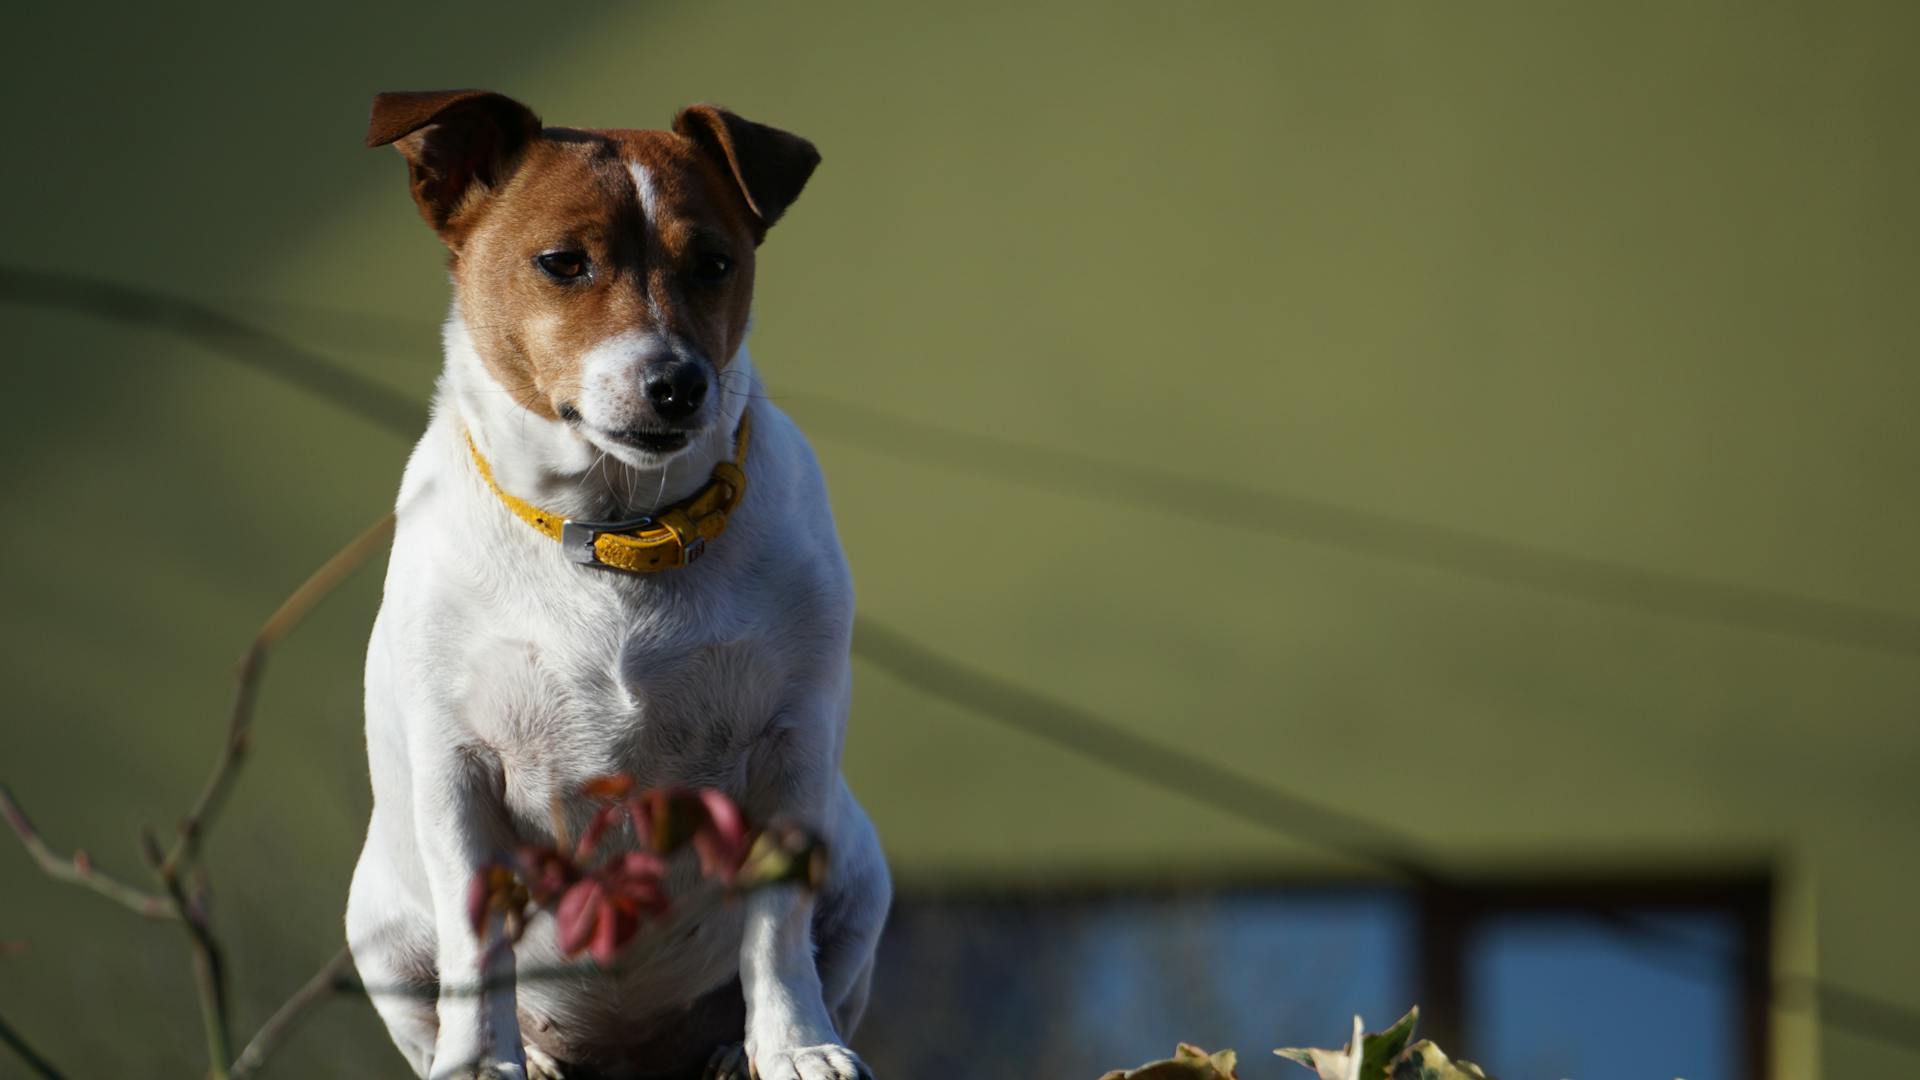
[696,789,747,845]
[515,845,579,906]
[625,797,654,850]
[693,830,749,882]
[467,867,493,937]
[554,879,602,957]
[590,901,627,966]
[603,853,671,916]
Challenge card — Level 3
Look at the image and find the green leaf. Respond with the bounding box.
[1275,1008,1419,1080]
[1098,1042,1239,1079]
[1363,1008,1420,1075]
[1272,1046,1355,1080]
[731,826,828,891]
[1386,1039,1492,1080]
[1276,1015,1365,1080]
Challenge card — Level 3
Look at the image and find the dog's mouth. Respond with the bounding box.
[597,427,691,454]
[558,406,695,456]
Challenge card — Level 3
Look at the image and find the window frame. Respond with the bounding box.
[1414,871,1772,1080]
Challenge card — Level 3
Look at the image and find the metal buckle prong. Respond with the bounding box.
[560,514,654,567]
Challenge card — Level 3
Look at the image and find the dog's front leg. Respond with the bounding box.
[738,705,873,1080]
[416,741,527,1079]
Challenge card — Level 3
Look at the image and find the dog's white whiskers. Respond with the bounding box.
[571,447,609,515]
[717,368,777,404]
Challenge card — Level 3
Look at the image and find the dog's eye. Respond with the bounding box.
[688,252,734,285]
[535,251,591,282]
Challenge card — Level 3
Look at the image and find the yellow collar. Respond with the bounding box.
[466,414,752,573]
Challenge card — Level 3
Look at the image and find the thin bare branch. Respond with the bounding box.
[0,1006,66,1079]
[142,829,233,1079]
[229,945,355,1080]
[0,784,173,919]
[0,515,399,1080]
[138,513,391,1079]
[161,513,398,877]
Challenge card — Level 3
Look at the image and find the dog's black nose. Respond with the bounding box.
[643,360,708,421]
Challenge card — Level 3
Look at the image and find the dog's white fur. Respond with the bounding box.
[346,308,890,1080]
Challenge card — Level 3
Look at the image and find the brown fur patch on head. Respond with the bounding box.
[368,91,819,426]
[448,130,759,421]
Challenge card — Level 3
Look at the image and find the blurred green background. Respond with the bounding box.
[1,1,1915,1077]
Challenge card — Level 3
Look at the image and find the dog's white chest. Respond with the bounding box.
[459,603,781,817]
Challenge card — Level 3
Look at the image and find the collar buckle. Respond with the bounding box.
[681,536,707,565]
[560,515,653,567]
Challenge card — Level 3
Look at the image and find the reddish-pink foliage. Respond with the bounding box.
[467,775,806,967]
[554,851,671,964]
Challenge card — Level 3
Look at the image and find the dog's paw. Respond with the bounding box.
[748,1043,873,1080]
[431,1064,526,1080]
[523,1043,566,1080]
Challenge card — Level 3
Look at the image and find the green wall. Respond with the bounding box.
[2,2,1915,1076]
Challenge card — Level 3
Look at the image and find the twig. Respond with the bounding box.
[160,513,398,877]
[229,945,355,1080]
[137,513,389,1078]
[0,490,397,1078]
[0,1007,66,1079]
[0,784,173,919]
[142,829,232,1079]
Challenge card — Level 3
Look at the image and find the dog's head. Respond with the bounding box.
[368,90,817,463]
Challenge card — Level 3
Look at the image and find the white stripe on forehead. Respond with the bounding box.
[629,161,660,222]
[628,162,667,321]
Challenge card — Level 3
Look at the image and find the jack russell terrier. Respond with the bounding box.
[345,90,889,1080]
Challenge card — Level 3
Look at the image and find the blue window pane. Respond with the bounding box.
[861,890,1415,1077]
[1466,910,1743,1080]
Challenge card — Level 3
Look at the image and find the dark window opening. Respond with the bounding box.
[859,874,1769,1080]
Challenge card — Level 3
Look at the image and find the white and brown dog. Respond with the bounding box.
[344,90,889,1080]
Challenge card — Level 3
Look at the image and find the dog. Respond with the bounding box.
[344,90,890,1080]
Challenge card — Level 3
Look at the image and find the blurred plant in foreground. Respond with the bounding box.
[1103,1007,1493,1080]
[466,774,828,965]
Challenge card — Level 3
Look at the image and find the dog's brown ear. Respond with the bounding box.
[673,105,819,241]
[366,90,541,242]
